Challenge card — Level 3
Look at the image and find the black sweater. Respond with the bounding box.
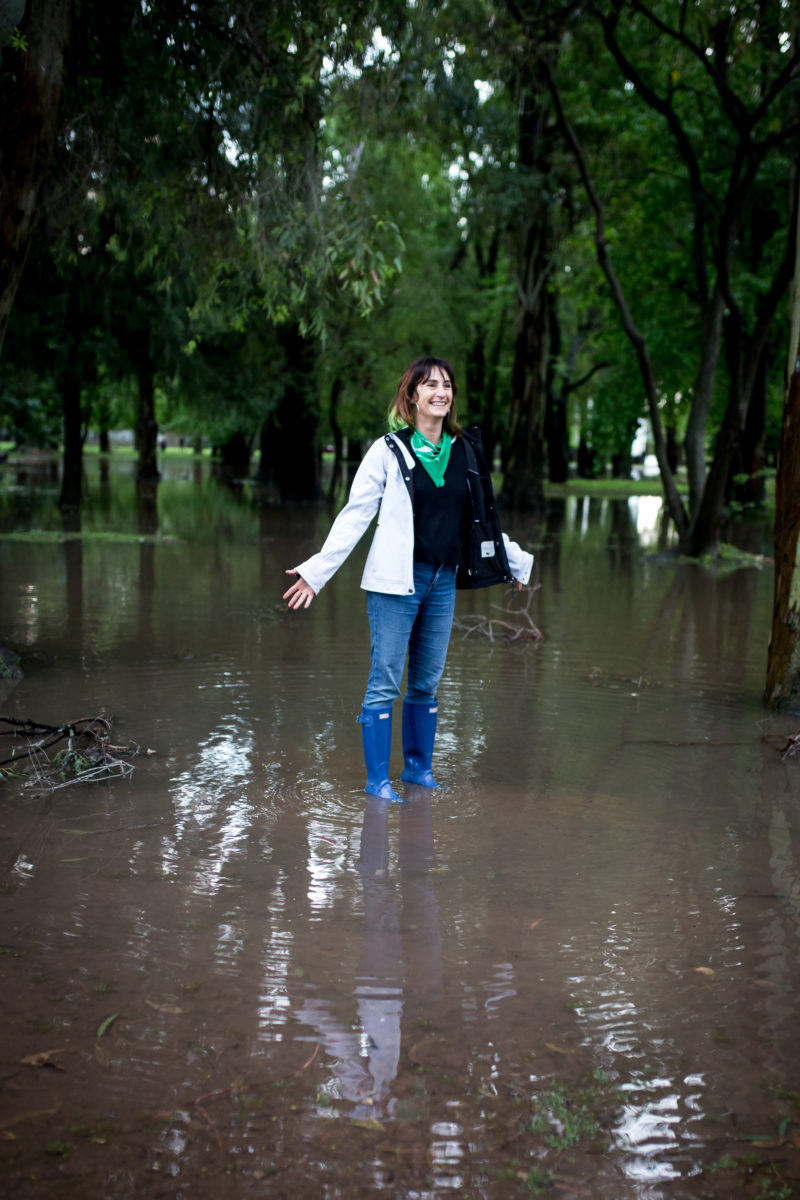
[409,437,468,565]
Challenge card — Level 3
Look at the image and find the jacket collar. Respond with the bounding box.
[387,430,416,469]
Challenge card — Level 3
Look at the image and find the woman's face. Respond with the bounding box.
[413,367,453,421]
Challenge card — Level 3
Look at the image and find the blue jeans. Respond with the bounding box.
[363,563,458,708]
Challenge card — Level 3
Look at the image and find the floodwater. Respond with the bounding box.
[1,453,799,1199]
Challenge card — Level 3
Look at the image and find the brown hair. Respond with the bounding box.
[388,356,462,436]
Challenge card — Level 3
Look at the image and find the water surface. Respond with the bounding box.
[1,454,798,1198]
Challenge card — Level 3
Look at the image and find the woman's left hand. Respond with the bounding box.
[283,569,316,609]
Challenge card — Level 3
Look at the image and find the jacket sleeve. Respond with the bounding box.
[293,440,389,594]
[502,533,534,585]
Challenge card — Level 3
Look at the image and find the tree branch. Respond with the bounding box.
[750,45,800,128]
[564,361,610,394]
[626,0,747,126]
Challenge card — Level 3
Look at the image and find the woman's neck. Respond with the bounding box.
[415,414,445,444]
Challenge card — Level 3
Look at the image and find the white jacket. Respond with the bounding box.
[295,434,534,597]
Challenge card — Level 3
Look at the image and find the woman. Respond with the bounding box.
[284,355,533,801]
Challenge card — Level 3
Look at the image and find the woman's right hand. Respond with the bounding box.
[283,569,316,609]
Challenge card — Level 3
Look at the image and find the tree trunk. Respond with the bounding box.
[501,78,552,513]
[275,324,320,503]
[95,389,112,454]
[135,330,159,480]
[0,0,71,357]
[136,478,159,537]
[326,375,344,502]
[765,347,800,707]
[255,418,274,483]
[683,199,796,557]
[545,296,568,483]
[765,218,800,706]
[545,389,569,483]
[502,253,549,510]
[666,424,680,474]
[728,341,768,508]
[61,504,82,635]
[577,435,597,479]
[683,283,726,515]
[611,442,634,479]
[482,313,506,466]
[465,227,501,452]
[218,431,252,476]
[59,361,83,507]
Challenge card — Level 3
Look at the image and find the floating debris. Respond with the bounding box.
[19,1048,69,1069]
[588,667,657,689]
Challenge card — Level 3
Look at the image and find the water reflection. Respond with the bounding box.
[0,451,687,546]
[294,787,443,1121]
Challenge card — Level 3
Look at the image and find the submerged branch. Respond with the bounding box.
[454,586,544,643]
[0,715,140,789]
[763,731,800,763]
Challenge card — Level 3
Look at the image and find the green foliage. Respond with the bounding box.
[0,0,794,514]
[7,26,27,53]
[0,378,60,447]
[53,748,91,778]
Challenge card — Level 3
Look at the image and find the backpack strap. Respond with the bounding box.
[384,433,414,504]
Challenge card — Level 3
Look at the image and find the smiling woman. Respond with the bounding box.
[283,355,534,801]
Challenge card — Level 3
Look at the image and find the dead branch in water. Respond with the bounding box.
[0,715,140,788]
[454,585,544,643]
[763,730,800,763]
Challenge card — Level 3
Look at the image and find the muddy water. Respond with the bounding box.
[1,456,799,1199]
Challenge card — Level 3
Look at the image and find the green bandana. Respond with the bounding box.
[411,428,452,488]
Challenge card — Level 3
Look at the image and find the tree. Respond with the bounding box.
[0,0,71,357]
[549,1,799,553]
[2,0,407,502]
[501,44,559,511]
[765,183,800,708]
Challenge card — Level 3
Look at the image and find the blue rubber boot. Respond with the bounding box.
[400,700,439,787]
[357,705,400,801]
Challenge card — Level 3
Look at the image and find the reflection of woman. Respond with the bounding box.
[293,791,444,1118]
[284,355,533,800]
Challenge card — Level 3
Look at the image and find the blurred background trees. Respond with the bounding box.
[0,0,797,540]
